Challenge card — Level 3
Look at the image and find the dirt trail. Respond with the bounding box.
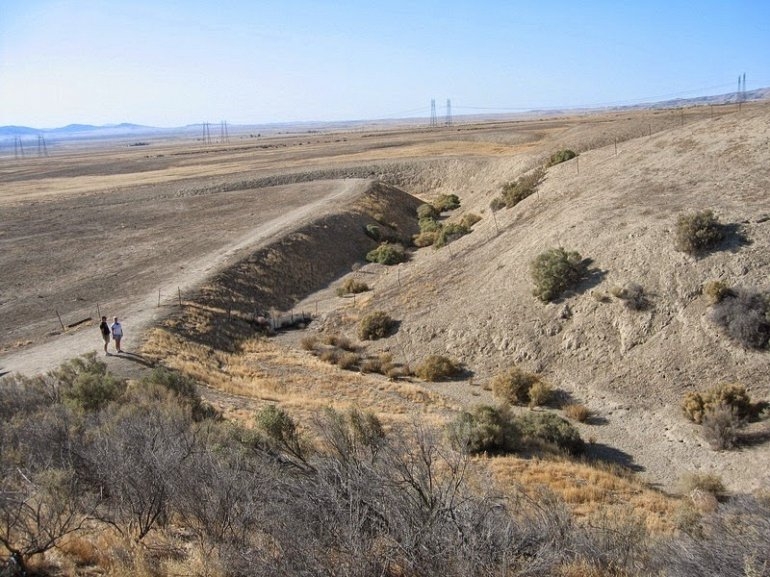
[0,179,371,379]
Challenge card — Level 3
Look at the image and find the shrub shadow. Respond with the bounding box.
[585,442,645,472]
[738,425,770,448]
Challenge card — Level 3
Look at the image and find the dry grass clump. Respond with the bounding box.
[679,472,727,498]
[300,334,319,351]
[336,277,370,296]
[610,282,649,311]
[673,209,724,254]
[564,403,592,423]
[702,279,734,304]
[322,333,355,351]
[414,355,462,382]
[530,247,586,302]
[527,380,555,408]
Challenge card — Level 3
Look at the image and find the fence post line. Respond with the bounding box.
[55,309,65,332]
[96,302,101,319]
[178,287,182,308]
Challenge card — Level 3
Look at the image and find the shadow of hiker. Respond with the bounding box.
[115,351,156,369]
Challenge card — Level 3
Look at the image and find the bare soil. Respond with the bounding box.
[2,103,769,494]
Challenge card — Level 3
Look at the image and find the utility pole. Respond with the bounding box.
[445,98,452,126]
[430,99,437,127]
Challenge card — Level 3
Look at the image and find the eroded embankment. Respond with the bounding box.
[160,180,422,350]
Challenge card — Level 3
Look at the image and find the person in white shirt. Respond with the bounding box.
[111,317,124,353]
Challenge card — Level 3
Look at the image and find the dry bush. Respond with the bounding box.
[491,366,541,406]
[701,403,743,450]
[319,348,341,364]
[530,247,586,302]
[357,311,395,340]
[528,380,554,407]
[564,403,592,423]
[673,209,724,254]
[322,333,355,351]
[681,383,752,424]
[679,473,727,498]
[336,352,360,371]
[412,230,438,247]
[414,355,462,382]
[517,412,585,456]
[709,288,770,349]
[300,334,318,351]
[336,277,369,296]
[460,212,482,228]
[610,282,649,311]
[702,280,734,305]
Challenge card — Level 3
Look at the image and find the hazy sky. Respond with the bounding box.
[1,0,768,128]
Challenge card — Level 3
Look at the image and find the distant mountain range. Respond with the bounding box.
[2,88,769,139]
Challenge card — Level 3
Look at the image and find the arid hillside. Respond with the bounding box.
[2,103,769,495]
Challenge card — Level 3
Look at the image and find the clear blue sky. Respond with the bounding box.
[1,0,768,128]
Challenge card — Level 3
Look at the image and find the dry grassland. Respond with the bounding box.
[3,102,769,512]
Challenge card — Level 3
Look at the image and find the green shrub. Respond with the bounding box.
[682,383,752,424]
[517,412,585,455]
[501,167,545,207]
[434,222,470,248]
[55,352,126,411]
[414,355,462,382]
[417,203,439,220]
[674,210,724,254]
[530,247,585,302]
[364,224,382,241]
[366,242,407,265]
[709,288,770,349]
[447,405,518,454]
[336,278,369,296]
[418,216,441,233]
[489,197,506,212]
[433,193,461,212]
[141,367,215,421]
[491,366,540,406]
[357,311,395,340]
[546,149,577,167]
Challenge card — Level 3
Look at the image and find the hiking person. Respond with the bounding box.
[99,316,111,354]
[111,317,123,353]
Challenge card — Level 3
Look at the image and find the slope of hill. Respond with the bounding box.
[326,104,770,492]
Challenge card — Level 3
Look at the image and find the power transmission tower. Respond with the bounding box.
[202,122,212,144]
[37,135,48,157]
[14,137,24,159]
[219,120,229,143]
[430,99,437,127]
[445,98,452,126]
